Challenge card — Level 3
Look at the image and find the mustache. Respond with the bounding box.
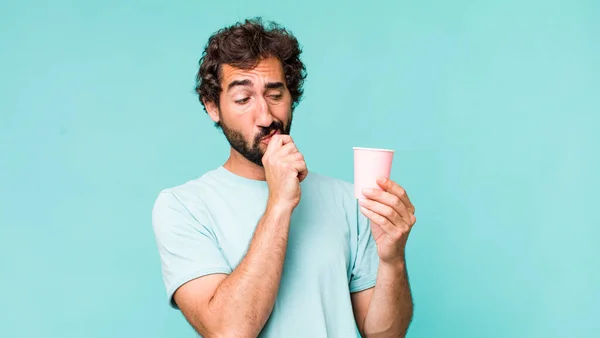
[256,121,286,140]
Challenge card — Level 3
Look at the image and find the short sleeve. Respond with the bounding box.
[152,190,232,309]
[349,200,380,293]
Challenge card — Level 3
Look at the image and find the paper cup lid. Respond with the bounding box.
[353,147,394,152]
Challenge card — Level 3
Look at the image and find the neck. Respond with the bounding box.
[222,148,266,181]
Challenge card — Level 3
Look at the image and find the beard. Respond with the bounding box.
[218,114,292,167]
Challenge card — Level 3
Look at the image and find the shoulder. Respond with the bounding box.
[151,169,221,228]
[153,168,221,208]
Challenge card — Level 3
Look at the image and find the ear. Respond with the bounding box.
[203,98,220,124]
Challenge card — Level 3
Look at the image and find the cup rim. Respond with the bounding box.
[353,146,394,152]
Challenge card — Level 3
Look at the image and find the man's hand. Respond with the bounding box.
[262,134,308,210]
[353,177,416,336]
[358,177,416,265]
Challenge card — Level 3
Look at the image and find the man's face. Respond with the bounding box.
[206,56,293,167]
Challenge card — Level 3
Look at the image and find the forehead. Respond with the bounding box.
[221,56,285,87]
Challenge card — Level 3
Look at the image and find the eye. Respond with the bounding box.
[235,97,250,105]
[269,94,283,100]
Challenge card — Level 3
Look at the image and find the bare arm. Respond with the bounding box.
[175,201,293,337]
[352,177,417,337]
[352,261,413,337]
[174,134,307,337]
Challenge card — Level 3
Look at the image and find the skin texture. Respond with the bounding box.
[208,56,295,179]
[175,55,416,337]
[173,56,308,338]
[354,178,416,337]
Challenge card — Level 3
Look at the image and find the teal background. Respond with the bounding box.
[1,0,598,337]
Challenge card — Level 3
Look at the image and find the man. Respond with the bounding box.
[152,17,416,338]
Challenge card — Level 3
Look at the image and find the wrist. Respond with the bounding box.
[266,199,295,217]
[379,256,407,273]
[267,196,297,213]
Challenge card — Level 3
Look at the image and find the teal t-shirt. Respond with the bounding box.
[152,166,379,337]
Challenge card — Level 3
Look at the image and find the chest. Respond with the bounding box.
[206,191,353,281]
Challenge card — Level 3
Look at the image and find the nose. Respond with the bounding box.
[255,96,274,127]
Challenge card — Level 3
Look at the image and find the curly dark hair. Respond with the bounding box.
[195,17,307,115]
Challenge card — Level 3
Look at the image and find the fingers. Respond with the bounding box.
[286,152,307,173]
[284,152,308,182]
[291,159,307,174]
[276,141,299,157]
[264,134,293,156]
[398,187,415,214]
[362,188,411,222]
[285,151,304,162]
[265,135,298,157]
[278,134,293,145]
[263,134,308,181]
[377,178,415,214]
[358,198,403,227]
[298,168,308,182]
[359,205,404,238]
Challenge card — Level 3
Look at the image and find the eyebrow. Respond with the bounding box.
[265,82,285,90]
[227,79,285,91]
[227,79,252,91]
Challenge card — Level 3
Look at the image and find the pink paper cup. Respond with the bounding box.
[353,147,394,199]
